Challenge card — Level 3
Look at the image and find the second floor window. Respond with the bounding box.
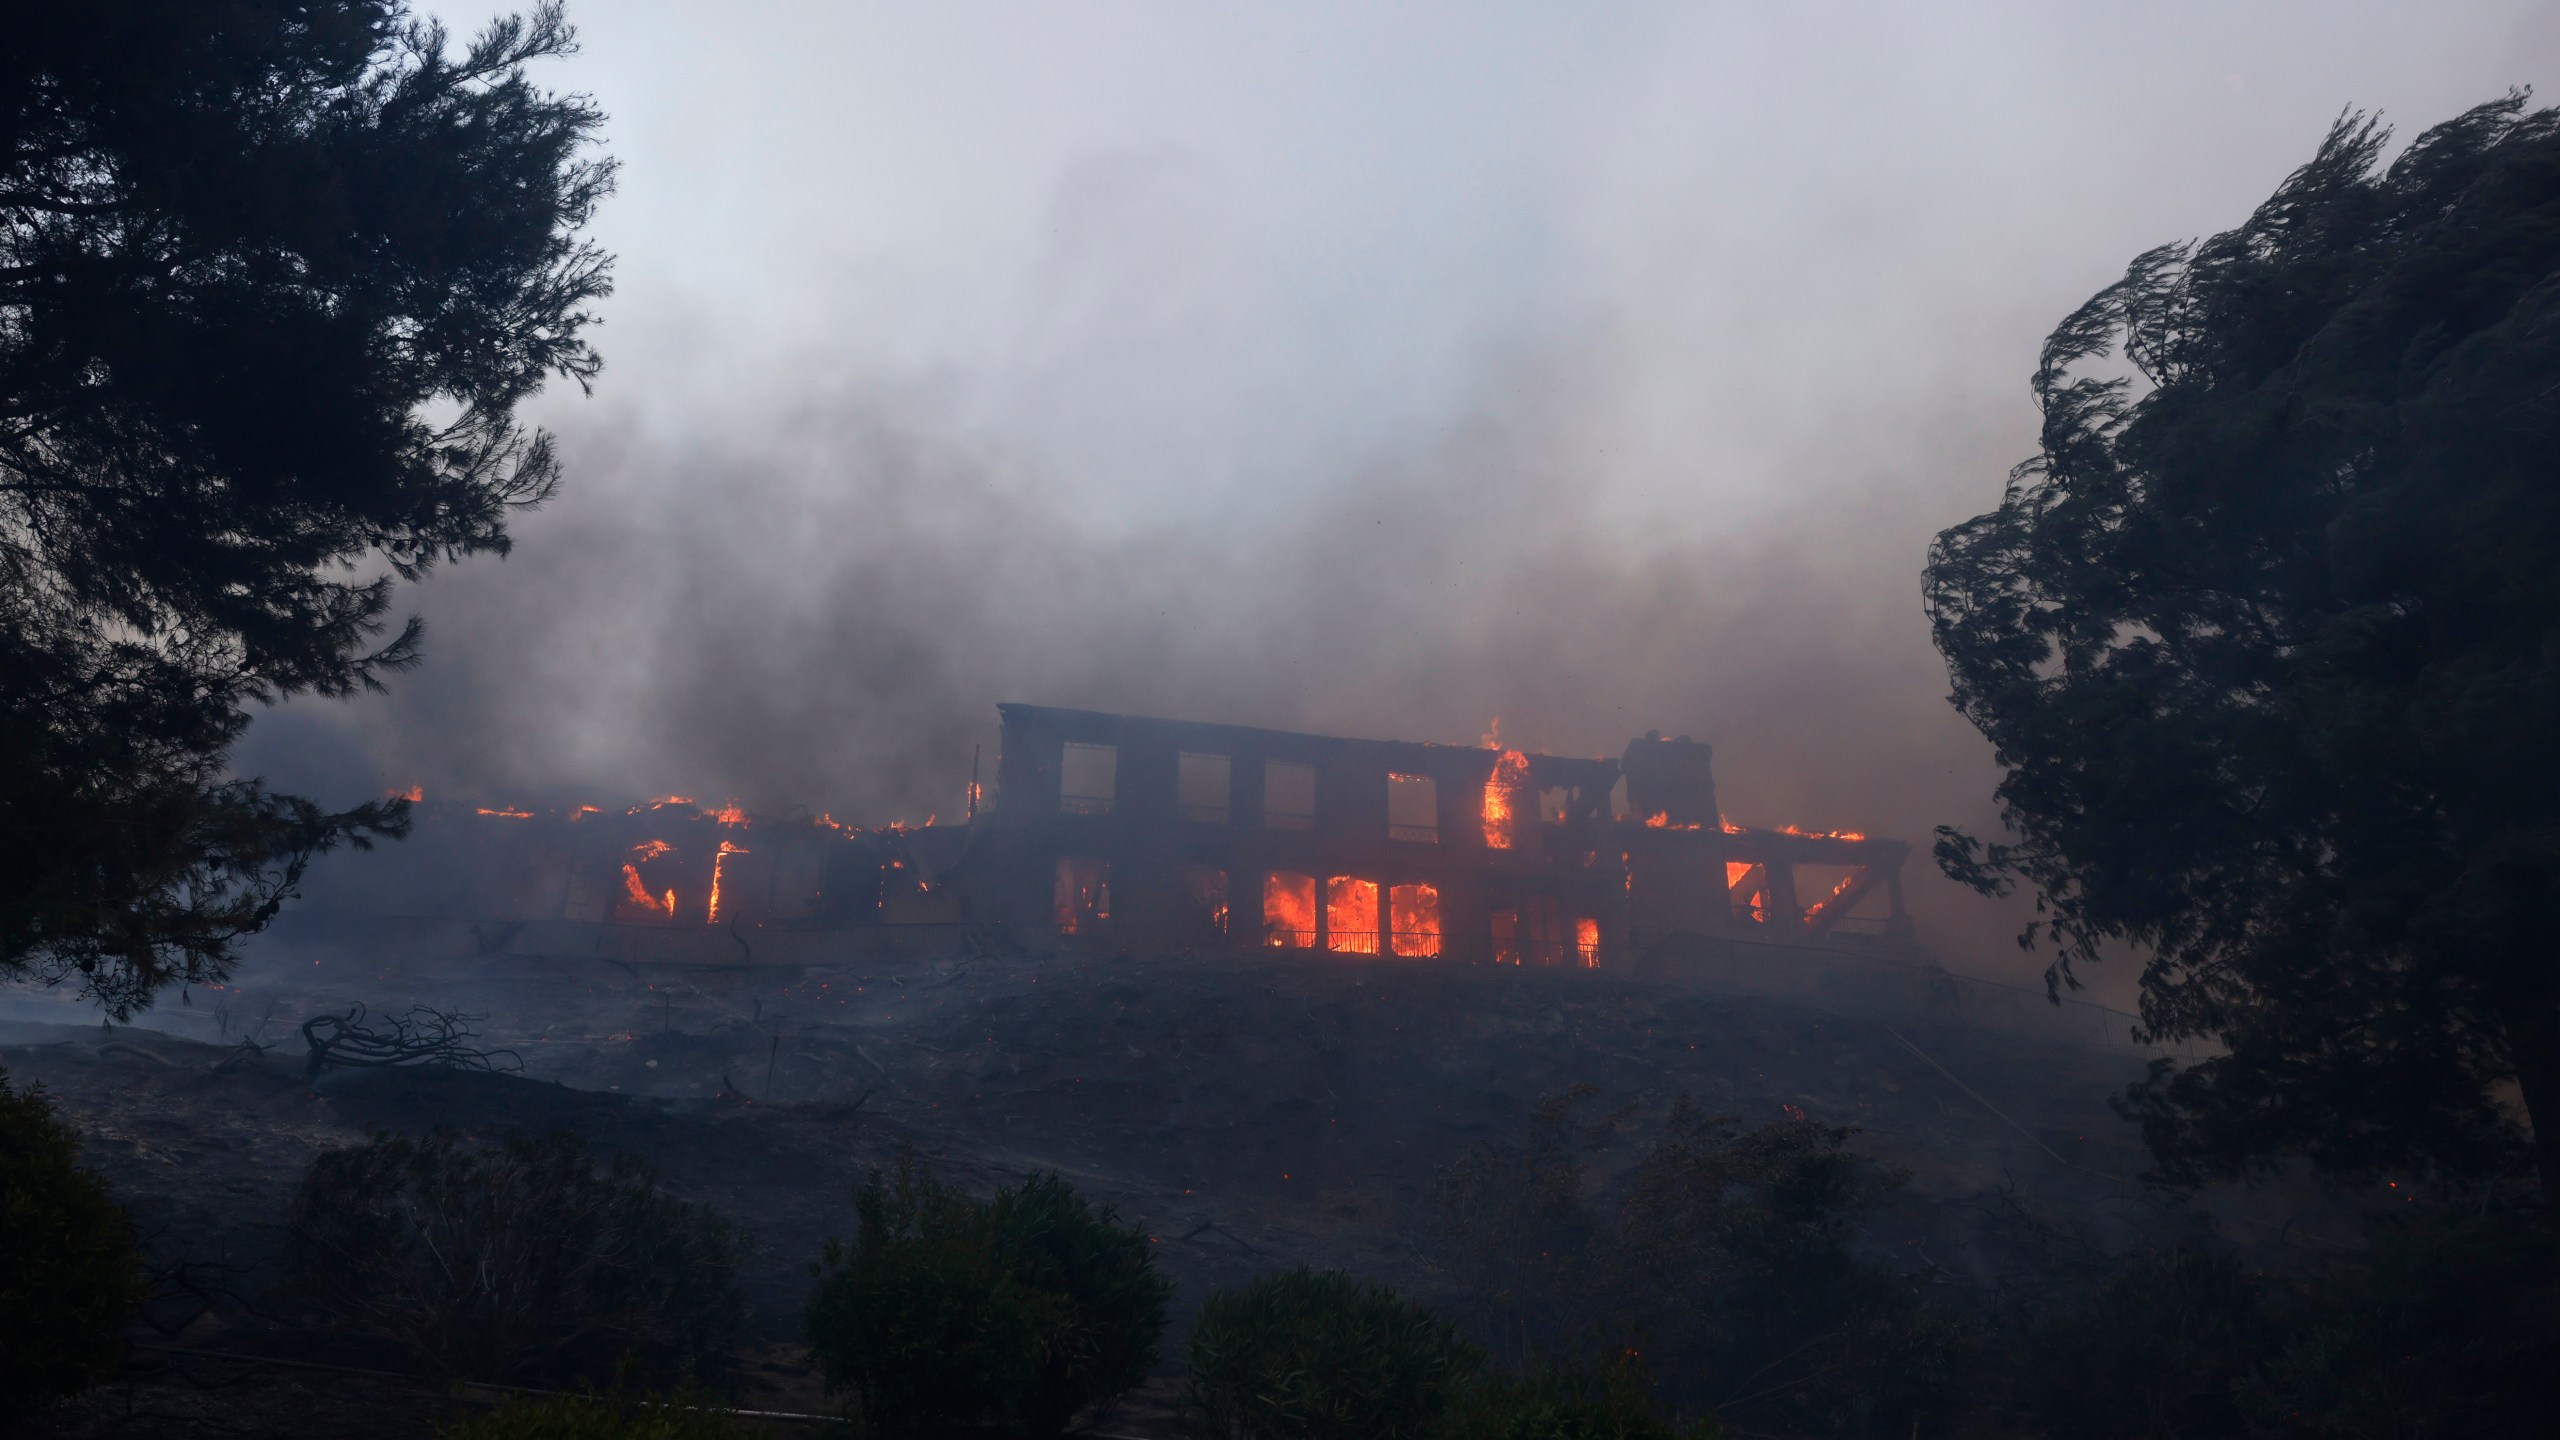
[1387,772,1438,842]
[1060,742,1116,815]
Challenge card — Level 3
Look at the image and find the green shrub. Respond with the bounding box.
[2008,1245,2270,1440]
[1181,1266,1483,1440]
[1440,1361,1711,1440]
[440,1391,765,1439]
[277,1128,747,1388]
[804,1150,1170,1436]
[0,1067,144,1426]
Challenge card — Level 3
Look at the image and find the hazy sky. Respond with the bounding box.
[247,1,2560,985]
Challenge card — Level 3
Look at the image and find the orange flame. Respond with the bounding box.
[1326,877,1380,955]
[1480,722,1529,850]
[571,805,602,819]
[712,801,747,826]
[475,806,533,819]
[393,785,424,803]
[1264,872,1317,948]
[1771,823,1867,841]
[629,795,696,815]
[1801,870,1863,926]
[708,840,750,924]
[1575,917,1601,968]
[1389,883,1441,957]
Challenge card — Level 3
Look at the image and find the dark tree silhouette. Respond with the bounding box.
[1927,95,2560,1199]
[1,2,612,1016]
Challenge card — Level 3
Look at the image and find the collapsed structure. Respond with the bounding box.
[355,703,1916,970]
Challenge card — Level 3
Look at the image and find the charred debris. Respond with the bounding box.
[346,703,1916,975]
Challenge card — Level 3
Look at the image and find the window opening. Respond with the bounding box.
[1389,883,1441,957]
[1573,917,1601,967]
[1795,863,1869,931]
[1060,742,1116,815]
[1182,865,1231,938]
[1053,856,1111,933]
[1326,876,1380,954]
[1264,872,1317,947]
[1179,752,1232,824]
[1490,908,1521,965]
[1519,895,1564,964]
[1727,861,1767,924]
[1265,760,1316,831]
[1387,773,1439,843]
[1539,786,1569,825]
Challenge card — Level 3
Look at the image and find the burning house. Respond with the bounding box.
[333,703,1915,973]
[963,703,1915,967]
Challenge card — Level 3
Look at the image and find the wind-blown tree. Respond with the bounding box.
[1926,95,2560,1200]
[1,1,612,1016]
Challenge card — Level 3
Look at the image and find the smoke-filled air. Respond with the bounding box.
[7,3,2560,1436]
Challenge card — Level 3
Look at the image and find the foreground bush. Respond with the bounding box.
[804,1150,1170,1436]
[277,1129,747,1388]
[1441,1362,1711,1440]
[441,1391,764,1439]
[1442,1094,1965,1438]
[0,1068,144,1426]
[2241,1211,2560,1439]
[2009,1245,2271,1439]
[1182,1266,1482,1440]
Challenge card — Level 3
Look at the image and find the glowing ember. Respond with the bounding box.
[629,795,696,815]
[1053,857,1111,933]
[393,785,424,803]
[1264,872,1317,948]
[1480,722,1529,850]
[712,801,747,826]
[707,840,750,923]
[571,805,602,818]
[1388,883,1441,957]
[1326,876,1380,954]
[475,806,533,819]
[1802,870,1863,926]
[1574,917,1600,967]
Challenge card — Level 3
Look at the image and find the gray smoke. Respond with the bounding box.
[234,0,2559,1000]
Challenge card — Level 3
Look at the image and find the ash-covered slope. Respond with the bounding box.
[7,943,2322,1348]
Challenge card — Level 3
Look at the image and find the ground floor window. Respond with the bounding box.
[1574,916,1601,967]
[1326,876,1380,954]
[1389,883,1441,957]
[1053,856,1110,933]
[1182,864,1230,938]
[1264,871,1317,947]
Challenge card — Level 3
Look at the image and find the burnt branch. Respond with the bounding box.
[299,1004,523,1079]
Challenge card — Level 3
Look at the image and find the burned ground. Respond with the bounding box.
[0,946,2350,1435]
